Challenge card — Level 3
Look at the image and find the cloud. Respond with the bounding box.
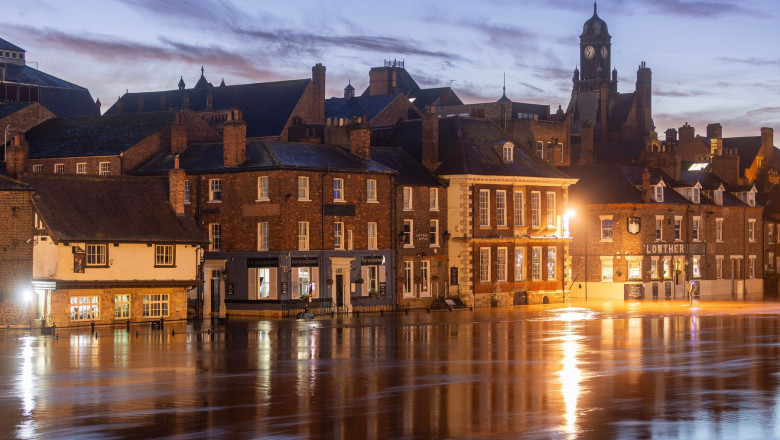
[520,82,545,94]
[117,0,251,25]
[716,57,780,66]
[747,107,780,117]
[654,89,701,97]
[643,0,759,18]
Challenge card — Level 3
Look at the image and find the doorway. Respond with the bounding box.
[211,276,220,315]
[336,274,344,308]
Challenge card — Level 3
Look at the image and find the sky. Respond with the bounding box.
[3,0,779,139]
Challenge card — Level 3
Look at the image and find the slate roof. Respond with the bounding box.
[0,174,32,191]
[567,89,636,134]
[370,147,444,186]
[0,64,98,117]
[0,37,24,52]
[723,136,762,173]
[325,95,398,122]
[136,140,397,175]
[596,139,645,164]
[413,87,463,108]
[0,102,32,119]
[25,175,205,244]
[759,184,780,216]
[607,93,635,131]
[360,66,421,98]
[380,116,570,179]
[25,111,178,159]
[104,79,311,138]
[511,102,549,120]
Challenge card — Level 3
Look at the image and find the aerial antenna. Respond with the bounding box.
[503,72,506,96]
[449,79,455,88]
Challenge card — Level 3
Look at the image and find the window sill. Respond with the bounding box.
[600,238,613,242]
[207,200,222,204]
[255,199,270,202]
[430,208,439,212]
[85,265,109,269]
[298,198,311,202]
[367,200,379,203]
[153,265,177,268]
[333,199,345,203]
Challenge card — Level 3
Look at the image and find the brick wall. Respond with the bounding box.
[27,156,122,176]
[276,82,323,142]
[0,103,55,159]
[0,189,36,326]
[371,96,421,126]
[50,287,188,327]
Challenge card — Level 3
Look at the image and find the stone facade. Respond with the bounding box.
[0,183,36,326]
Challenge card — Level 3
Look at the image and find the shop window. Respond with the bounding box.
[627,258,642,280]
[70,296,99,320]
[143,294,169,317]
[114,294,130,318]
[248,267,275,299]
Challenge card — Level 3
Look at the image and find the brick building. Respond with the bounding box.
[380,113,578,307]
[25,174,205,327]
[0,175,36,327]
[565,165,763,301]
[136,111,397,316]
[0,102,55,160]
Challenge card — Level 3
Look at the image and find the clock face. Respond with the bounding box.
[600,46,609,59]
[584,46,595,59]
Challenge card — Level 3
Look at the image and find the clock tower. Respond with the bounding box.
[576,2,615,92]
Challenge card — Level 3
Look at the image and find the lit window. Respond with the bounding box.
[368,222,377,250]
[497,247,507,282]
[502,144,513,162]
[429,219,439,247]
[749,219,756,242]
[184,181,191,204]
[650,257,659,279]
[248,267,274,299]
[258,176,269,200]
[298,176,309,200]
[496,191,507,227]
[154,244,175,266]
[479,248,491,283]
[479,189,490,227]
[367,179,377,202]
[429,188,439,211]
[546,192,556,227]
[692,255,701,278]
[628,258,641,280]
[258,222,268,251]
[692,216,701,241]
[99,162,111,176]
[403,186,413,210]
[514,191,524,226]
[54,164,65,173]
[70,296,99,320]
[114,294,130,318]
[334,222,344,250]
[142,294,169,317]
[531,247,541,280]
[209,223,221,251]
[601,257,613,281]
[333,178,344,201]
[663,258,672,280]
[601,216,613,240]
[547,247,556,280]
[655,216,663,241]
[298,222,309,251]
[514,248,525,281]
[403,261,413,296]
[76,163,87,174]
[531,192,541,227]
[209,179,222,202]
[86,244,107,266]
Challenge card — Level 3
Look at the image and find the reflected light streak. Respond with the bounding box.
[17,336,37,440]
[561,335,581,439]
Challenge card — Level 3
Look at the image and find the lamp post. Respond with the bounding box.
[3,124,10,162]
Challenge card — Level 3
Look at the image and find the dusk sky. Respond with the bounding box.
[4,0,778,139]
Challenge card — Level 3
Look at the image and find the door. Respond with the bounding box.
[211,278,220,314]
[673,258,685,299]
[336,274,344,308]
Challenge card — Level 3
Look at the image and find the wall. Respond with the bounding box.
[0,189,36,326]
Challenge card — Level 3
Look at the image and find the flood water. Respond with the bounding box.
[3,301,780,439]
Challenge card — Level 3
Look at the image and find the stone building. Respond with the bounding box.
[25,174,205,327]
[0,102,55,161]
[0,174,36,327]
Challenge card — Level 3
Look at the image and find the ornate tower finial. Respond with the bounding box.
[201,66,204,77]
[594,1,597,15]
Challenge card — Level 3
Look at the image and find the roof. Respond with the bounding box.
[413,87,463,108]
[607,93,635,131]
[104,79,311,138]
[0,37,24,52]
[596,139,645,164]
[0,102,33,119]
[381,116,571,179]
[723,136,762,173]
[565,165,686,205]
[0,174,32,191]
[325,95,398,122]
[0,63,98,117]
[25,175,205,244]
[25,112,177,159]
[371,147,444,186]
[360,66,421,98]
[136,140,397,175]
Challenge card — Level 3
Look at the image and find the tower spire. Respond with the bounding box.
[594,1,597,15]
[502,72,506,96]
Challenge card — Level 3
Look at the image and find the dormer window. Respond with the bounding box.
[692,188,700,204]
[714,189,723,205]
[502,144,513,162]
[747,191,755,207]
[654,185,664,202]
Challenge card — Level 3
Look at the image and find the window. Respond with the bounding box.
[70,296,99,320]
[76,163,87,174]
[420,261,430,296]
[749,256,756,278]
[479,189,490,227]
[154,244,175,266]
[32,164,42,173]
[536,141,544,159]
[34,212,45,231]
[747,191,755,207]
[532,247,542,280]
[558,143,565,163]
[674,217,682,241]
[714,189,723,205]
[367,222,377,250]
[248,267,274,299]
[716,218,723,242]
[628,258,641,280]
[333,178,344,201]
[716,256,723,279]
[295,267,313,298]
[367,179,377,202]
[403,261,413,296]
[547,247,556,280]
[515,248,525,281]
[429,220,439,247]
[184,181,191,204]
[650,257,659,279]
[86,244,107,266]
[403,220,413,247]
[546,192,556,227]
[769,224,774,244]
[209,223,221,251]
[692,216,701,241]
[531,192,541,227]
[367,265,379,294]
[403,186,413,210]
[209,179,222,202]
[114,294,130,319]
[655,216,663,241]
[54,163,65,173]
[502,144,513,162]
[429,188,439,211]
[601,216,614,241]
[692,187,700,204]
[258,222,268,251]
[601,257,613,281]
[479,248,491,283]
[497,247,507,282]
[496,191,507,227]
[514,191,524,226]
[99,162,111,176]
[143,294,169,317]
[748,219,756,242]
[663,258,672,280]
[257,176,269,200]
[347,230,353,250]
[298,176,309,200]
[298,222,309,251]
[334,222,344,250]
[692,255,701,278]
[654,185,664,202]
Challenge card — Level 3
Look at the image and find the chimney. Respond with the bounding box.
[641,167,650,202]
[348,116,371,160]
[171,111,188,154]
[706,123,723,140]
[421,106,439,173]
[678,122,695,143]
[578,120,595,165]
[95,98,101,114]
[312,63,326,122]
[222,108,247,166]
[6,134,29,179]
[761,127,774,151]
[168,155,186,216]
[665,128,677,142]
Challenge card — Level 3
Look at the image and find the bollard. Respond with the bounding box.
[126,320,131,332]
[91,322,95,333]
[171,329,176,336]
[135,330,139,337]
[160,317,164,329]
[94,332,98,339]
[380,310,384,317]
[52,324,56,336]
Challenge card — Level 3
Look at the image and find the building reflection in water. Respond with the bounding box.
[3,305,780,439]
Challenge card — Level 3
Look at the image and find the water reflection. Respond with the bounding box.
[0,303,779,438]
